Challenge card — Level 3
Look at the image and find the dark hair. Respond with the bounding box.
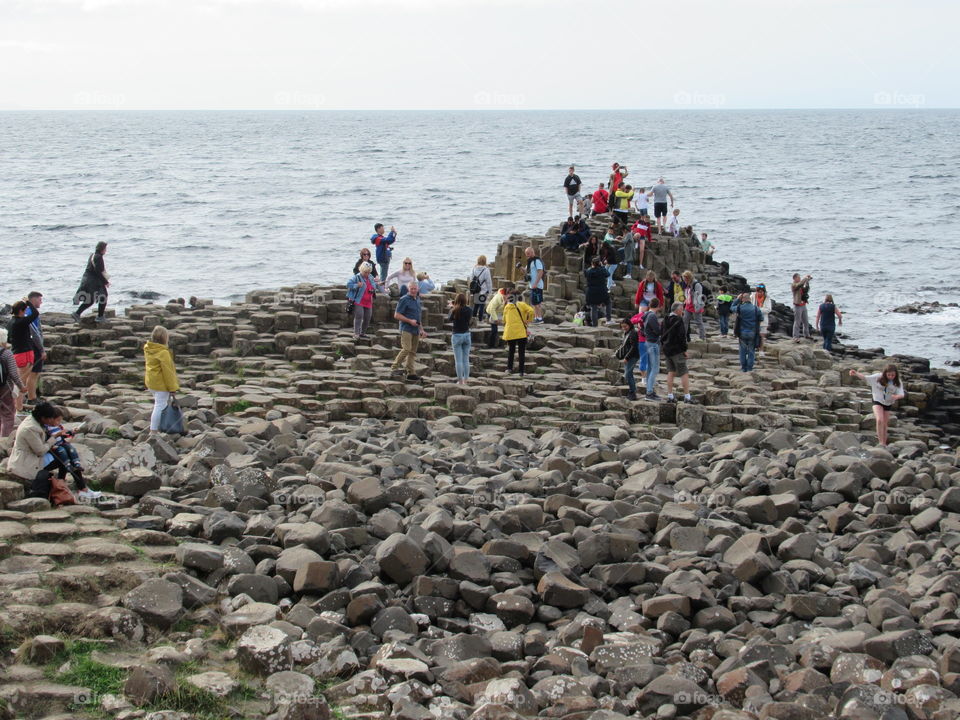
[95,241,108,254]
[620,317,633,328]
[451,292,467,314]
[11,300,28,316]
[591,257,601,267]
[374,223,384,233]
[720,285,728,292]
[32,401,62,424]
[27,291,42,300]
[649,298,661,310]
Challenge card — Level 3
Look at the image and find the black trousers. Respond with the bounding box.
[28,459,86,498]
[77,298,107,318]
[507,338,527,375]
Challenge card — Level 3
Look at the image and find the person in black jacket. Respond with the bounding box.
[579,234,600,271]
[72,241,110,322]
[584,257,610,327]
[617,318,641,400]
[661,301,692,403]
[353,248,379,278]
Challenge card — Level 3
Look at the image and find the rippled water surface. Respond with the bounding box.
[2,110,958,368]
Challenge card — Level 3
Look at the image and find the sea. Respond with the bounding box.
[2,110,958,370]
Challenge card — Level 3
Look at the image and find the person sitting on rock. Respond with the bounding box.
[661,302,693,404]
[699,232,715,256]
[43,418,100,499]
[849,364,905,447]
[386,258,417,298]
[416,272,436,295]
[559,216,578,250]
[10,402,99,502]
[590,183,609,217]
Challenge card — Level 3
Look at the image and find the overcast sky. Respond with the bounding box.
[1,0,956,110]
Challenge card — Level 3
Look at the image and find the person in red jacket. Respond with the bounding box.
[634,270,665,309]
[591,183,609,215]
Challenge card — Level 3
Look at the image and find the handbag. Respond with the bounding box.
[49,475,76,507]
[159,396,186,434]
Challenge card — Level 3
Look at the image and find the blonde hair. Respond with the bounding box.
[150,325,169,345]
[0,328,7,347]
[402,257,415,273]
[682,270,694,281]
[416,272,428,281]
[477,255,487,266]
[359,261,372,273]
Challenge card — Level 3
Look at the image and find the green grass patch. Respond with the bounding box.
[45,640,125,702]
[143,663,257,720]
[104,428,122,440]
[224,400,252,414]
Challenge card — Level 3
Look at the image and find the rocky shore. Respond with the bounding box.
[2,214,960,720]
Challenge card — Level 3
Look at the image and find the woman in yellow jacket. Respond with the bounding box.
[144,325,180,431]
[501,291,535,376]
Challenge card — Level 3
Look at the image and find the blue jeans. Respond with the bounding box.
[821,325,835,351]
[646,342,660,395]
[451,332,471,380]
[379,259,390,280]
[606,264,618,289]
[739,334,757,371]
[638,341,648,372]
[624,356,638,395]
[718,312,730,336]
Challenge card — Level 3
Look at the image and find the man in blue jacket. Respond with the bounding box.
[370,223,397,280]
[731,292,763,372]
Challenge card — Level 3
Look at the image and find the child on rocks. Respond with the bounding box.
[616,318,641,401]
[716,286,734,338]
[485,284,512,349]
[668,208,682,237]
[43,417,101,500]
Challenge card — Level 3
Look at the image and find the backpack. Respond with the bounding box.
[469,269,482,295]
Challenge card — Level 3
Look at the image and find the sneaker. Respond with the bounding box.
[666,394,676,403]
[627,392,638,401]
[683,395,696,404]
[406,374,421,381]
[645,393,662,401]
[95,316,108,324]
[533,318,544,324]
[77,489,103,501]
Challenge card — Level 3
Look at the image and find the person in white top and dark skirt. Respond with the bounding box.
[849,364,905,447]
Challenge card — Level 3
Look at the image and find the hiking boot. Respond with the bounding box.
[406,374,422,382]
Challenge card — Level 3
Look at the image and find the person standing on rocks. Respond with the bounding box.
[352,248,379,279]
[8,301,36,413]
[681,271,706,342]
[609,164,627,202]
[23,292,46,406]
[448,293,473,385]
[347,262,380,339]
[502,291,534,376]
[524,247,545,324]
[612,184,634,228]
[579,234,600,272]
[616,318,641,401]
[563,166,584,216]
[634,187,650,217]
[791,273,812,342]
[370,224,397,281]
[649,178,675,234]
[752,283,772,353]
[0,328,26,436]
[731,292,763,372]
[850,365,905,447]
[72,241,110,323]
[484,284,512,349]
[144,326,180,432]
[591,183,609,216]
[469,256,493,323]
[621,231,637,280]
[665,270,685,307]
[584,257,610,327]
[635,270,665,309]
[643,298,662,400]
[392,281,427,381]
[630,217,651,270]
[661,302,693,403]
[716,286,734,338]
[599,236,619,295]
[816,294,843,351]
